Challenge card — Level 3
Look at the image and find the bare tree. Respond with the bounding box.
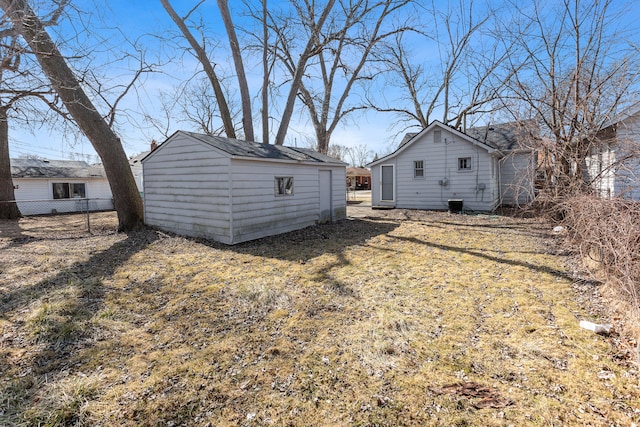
[217,0,254,141]
[162,0,335,146]
[177,76,241,135]
[348,143,373,167]
[270,0,336,146]
[160,0,237,139]
[369,1,511,133]
[500,0,640,204]
[271,0,411,154]
[0,0,144,230]
[0,35,24,220]
[0,22,70,219]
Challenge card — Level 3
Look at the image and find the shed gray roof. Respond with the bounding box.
[11,158,107,178]
[181,131,346,165]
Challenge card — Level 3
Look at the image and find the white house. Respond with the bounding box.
[10,158,114,215]
[129,151,150,196]
[367,120,536,212]
[586,103,640,200]
[142,131,347,244]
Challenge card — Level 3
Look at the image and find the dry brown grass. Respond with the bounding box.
[1,208,638,426]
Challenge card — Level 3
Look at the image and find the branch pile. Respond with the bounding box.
[563,195,640,311]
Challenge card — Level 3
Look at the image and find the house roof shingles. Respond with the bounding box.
[346,167,371,177]
[10,159,106,179]
[465,121,534,151]
[183,132,346,165]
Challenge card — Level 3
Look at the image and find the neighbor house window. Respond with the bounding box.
[414,160,424,178]
[275,177,294,196]
[458,157,472,171]
[52,183,86,199]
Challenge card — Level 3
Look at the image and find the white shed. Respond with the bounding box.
[142,131,347,244]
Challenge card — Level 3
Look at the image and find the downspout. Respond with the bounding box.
[498,156,503,208]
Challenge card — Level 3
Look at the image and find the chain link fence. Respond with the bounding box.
[0,198,115,233]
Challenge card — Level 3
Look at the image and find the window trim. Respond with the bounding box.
[413,160,425,178]
[52,182,86,199]
[458,157,472,171]
[275,176,294,196]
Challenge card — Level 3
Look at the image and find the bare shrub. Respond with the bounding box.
[562,195,640,310]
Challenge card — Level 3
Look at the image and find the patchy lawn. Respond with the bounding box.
[0,209,638,426]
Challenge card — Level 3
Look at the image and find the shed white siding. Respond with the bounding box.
[143,134,233,243]
[142,132,347,244]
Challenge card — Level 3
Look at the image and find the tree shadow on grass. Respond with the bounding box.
[0,230,158,423]
[198,217,400,298]
[388,234,572,281]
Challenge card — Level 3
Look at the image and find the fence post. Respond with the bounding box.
[85,198,91,234]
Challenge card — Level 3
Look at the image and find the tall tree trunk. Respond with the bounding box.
[217,0,254,141]
[161,0,237,139]
[274,0,336,146]
[0,0,143,230]
[0,106,21,220]
[261,0,270,144]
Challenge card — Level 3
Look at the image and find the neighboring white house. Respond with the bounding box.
[10,158,114,215]
[142,131,347,244]
[585,103,640,200]
[129,150,150,196]
[367,120,536,212]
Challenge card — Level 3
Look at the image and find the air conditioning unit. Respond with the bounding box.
[448,199,463,214]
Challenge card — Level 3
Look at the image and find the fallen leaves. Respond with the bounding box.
[430,381,515,409]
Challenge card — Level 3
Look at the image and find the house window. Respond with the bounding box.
[275,177,294,196]
[458,157,472,171]
[53,183,86,199]
[414,160,424,178]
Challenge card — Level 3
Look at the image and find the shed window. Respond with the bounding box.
[53,183,86,199]
[414,160,424,178]
[434,130,442,143]
[458,157,472,171]
[275,177,294,196]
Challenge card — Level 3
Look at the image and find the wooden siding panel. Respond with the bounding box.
[143,133,346,244]
[228,161,346,243]
[500,152,535,205]
[13,178,113,215]
[614,115,640,200]
[393,129,498,211]
[143,134,232,243]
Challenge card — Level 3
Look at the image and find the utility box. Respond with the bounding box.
[448,199,464,214]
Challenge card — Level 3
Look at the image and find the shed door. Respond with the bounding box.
[381,165,394,201]
[319,170,332,223]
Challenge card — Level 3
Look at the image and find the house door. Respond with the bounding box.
[319,170,332,223]
[381,165,394,201]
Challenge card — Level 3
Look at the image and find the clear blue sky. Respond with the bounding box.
[7,0,640,163]
[8,0,400,162]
